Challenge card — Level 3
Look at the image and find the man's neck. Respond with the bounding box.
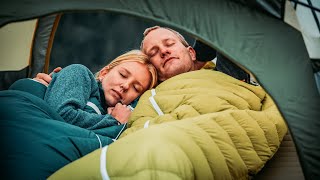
[194,60,207,70]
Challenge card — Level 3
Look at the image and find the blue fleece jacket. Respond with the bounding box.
[44,64,124,136]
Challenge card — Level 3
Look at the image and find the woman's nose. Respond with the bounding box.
[120,82,129,92]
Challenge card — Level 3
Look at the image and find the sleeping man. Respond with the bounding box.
[34,26,286,179]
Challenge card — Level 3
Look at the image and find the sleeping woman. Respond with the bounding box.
[0,50,157,179]
[10,50,157,137]
[44,49,157,136]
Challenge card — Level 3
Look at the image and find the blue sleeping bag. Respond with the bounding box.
[0,89,116,179]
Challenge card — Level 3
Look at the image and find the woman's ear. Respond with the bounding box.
[98,66,110,81]
[187,46,197,61]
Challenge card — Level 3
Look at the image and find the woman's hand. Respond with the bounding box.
[33,67,62,86]
[108,103,132,124]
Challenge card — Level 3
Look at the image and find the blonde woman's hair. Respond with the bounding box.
[140,26,190,51]
[96,50,157,89]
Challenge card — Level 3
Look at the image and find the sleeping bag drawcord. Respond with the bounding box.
[149,89,164,116]
[100,146,110,180]
[95,134,102,148]
[144,120,150,128]
[143,89,163,129]
[112,123,127,141]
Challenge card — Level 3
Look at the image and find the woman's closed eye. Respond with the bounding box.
[133,84,142,93]
[119,71,127,78]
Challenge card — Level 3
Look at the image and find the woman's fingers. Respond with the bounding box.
[53,67,62,73]
[107,107,114,114]
[33,67,62,86]
[49,67,62,76]
[34,78,49,86]
[111,103,132,124]
[33,73,52,86]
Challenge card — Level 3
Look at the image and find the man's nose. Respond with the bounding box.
[160,47,170,58]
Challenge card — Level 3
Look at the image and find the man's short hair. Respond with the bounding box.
[140,26,190,51]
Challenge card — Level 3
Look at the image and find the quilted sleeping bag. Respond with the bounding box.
[49,69,287,179]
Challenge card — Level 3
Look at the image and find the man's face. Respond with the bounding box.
[142,28,196,81]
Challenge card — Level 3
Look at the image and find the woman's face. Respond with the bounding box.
[99,61,151,106]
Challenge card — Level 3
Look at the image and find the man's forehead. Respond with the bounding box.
[148,28,177,39]
[144,28,178,48]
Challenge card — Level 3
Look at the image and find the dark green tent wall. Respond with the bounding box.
[1,0,319,179]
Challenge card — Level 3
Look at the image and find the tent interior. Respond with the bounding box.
[0,0,319,179]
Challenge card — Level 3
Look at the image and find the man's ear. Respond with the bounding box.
[187,46,197,61]
[98,66,110,81]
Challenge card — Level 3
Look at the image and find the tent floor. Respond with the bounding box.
[254,132,304,179]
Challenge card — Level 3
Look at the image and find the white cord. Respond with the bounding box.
[149,89,164,116]
[100,146,110,180]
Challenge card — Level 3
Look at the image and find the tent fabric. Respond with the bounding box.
[230,0,285,19]
[0,0,284,27]
[1,0,319,179]
[47,12,161,74]
[30,14,59,77]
